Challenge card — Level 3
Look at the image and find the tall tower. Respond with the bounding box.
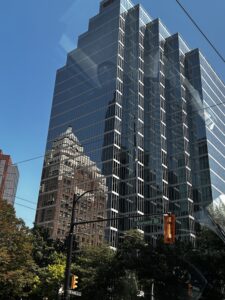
[36,0,225,247]
[0,150,19,206]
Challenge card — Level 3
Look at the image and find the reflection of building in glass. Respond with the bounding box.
[185,50,225,213]
[35,127,107,246]
[0,150,19,206]
[36,0,225,247]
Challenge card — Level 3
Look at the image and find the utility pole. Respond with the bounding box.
[63,190,96,300]
[150,279,155,300]
[64,193,76,300]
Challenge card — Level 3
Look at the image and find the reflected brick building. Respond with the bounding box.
[35,127,107,246]
[0,150,19,206]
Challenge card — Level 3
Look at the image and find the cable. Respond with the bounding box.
[14,202,36,211]
[12,155,44,166]
[176,0,225,64]
[3,193,37,205]
[16,195,36,205]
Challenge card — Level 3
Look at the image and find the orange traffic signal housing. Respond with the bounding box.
[71,275,78,289]
[164,214,176,244]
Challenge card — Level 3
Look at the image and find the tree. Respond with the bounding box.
[31,225,66,268]
[29,226,67,299]
[187,229,225,299]
[31,252,66,300]
[72,243,115,300]
[0,199,37,299]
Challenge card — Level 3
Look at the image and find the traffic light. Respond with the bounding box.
[164,214,176,244]
[71,275,79,289]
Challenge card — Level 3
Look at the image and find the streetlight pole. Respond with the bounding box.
[63,190,96,300]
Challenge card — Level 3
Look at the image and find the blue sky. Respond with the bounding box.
[0,0,224,227]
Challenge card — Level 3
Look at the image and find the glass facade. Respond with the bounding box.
[185,50,225,216]
[35,0,225,248]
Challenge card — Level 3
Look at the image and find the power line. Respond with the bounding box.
[14,202,36,211]
[3,193,37,205]
[176,0,225,64]
[12,155,44,166]
[16,196,36,205]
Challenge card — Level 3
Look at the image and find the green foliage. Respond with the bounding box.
[30,226,66,299]
[187,229,225,299]
[31,225,66,267]
[0,199,36,299]
[72,243,114,300]
[1,199,225,300]
[71,229,225,300]
[31,252,65,300]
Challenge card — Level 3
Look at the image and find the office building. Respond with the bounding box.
[36,0,225,247]
[0,150,19,206]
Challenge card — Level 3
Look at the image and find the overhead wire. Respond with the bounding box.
[14,202,36,211]
[12,155,44,166]
[176,0,225,64]
[3,193,37,205]
[15,195,36,205]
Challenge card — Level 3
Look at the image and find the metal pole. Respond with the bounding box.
[151,279,154,300]
[63,190,97,299]
[64,193,77,300]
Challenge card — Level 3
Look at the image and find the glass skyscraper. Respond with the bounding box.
[35,0,225,248]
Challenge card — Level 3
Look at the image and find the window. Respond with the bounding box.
[202,186,212,201]
[139,47,144,60]
[162,151,167,165]
[118,43,124,57]
[138,95,144,107]
[139,83,144,95]
[116,91,122,104]
[139,70,144,82]
[139,59,144,71]
[139,34,144,45]
[117,79,123,93]
[199,156,209,170]
[118,56,124,69]
[200,170,210,185]
[117,67,123,80]
[119,29,125,44]
[199,143,207,155]
[119,17,125,31]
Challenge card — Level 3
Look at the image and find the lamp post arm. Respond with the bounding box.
[72,212,166,227]
[74,189,97,206]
